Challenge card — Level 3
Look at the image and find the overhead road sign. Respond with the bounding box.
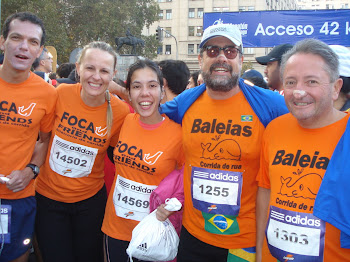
[204,10,350,47]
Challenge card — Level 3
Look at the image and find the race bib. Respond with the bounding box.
[0,205,11,243]
[191,166,243,216]
[49,135,98,178]
[113,175,157,221]
[266,206,325,262]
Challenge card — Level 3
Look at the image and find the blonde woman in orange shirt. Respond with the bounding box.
[35,41,129,262]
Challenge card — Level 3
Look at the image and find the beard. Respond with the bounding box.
[202,62,240,92]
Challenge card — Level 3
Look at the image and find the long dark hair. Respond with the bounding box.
[126,59,163,91]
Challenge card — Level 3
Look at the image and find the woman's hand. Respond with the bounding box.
[156,204,175,221]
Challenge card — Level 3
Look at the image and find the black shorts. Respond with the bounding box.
[177,226,256,262]
[104,234,147,262]
[35,185,107,262]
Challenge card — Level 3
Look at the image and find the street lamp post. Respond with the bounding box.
[161,28,178,60]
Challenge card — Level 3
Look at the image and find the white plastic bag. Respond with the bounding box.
[126,198,182,262]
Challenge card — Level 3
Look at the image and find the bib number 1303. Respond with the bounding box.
[266,206,325,262]
[273,227,309,245]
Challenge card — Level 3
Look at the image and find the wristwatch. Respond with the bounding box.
[26,164,40,179]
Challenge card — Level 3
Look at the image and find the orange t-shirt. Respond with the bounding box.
[0,72,57,199]
[35,83,129,202]
[102,113,184,241]
[181,91,265,249]
[257,113,350,261]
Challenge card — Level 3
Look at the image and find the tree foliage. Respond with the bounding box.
[241,61,253,75]
[1,0,159,62]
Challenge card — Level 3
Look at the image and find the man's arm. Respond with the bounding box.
[160,84,206,124]
[108,81,130,104]
[256,187,271,262]
[5,131,51,192]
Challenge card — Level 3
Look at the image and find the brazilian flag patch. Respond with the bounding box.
[228,247,256,262]
[241,115,253,122]
[202,212,239,235]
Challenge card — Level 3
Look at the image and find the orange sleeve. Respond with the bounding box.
[257,128,271,189]
[108,98,130,147]
[39,84,57,133]
[176,137,185,169]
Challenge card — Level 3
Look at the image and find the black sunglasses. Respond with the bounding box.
[203,45,241,59]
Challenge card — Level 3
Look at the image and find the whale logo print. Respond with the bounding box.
[201,139,241,160]
[279,173,323,199]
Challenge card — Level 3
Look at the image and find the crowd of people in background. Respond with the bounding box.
[1,10,350,262]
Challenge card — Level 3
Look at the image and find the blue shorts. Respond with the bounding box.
[0,197,36,262]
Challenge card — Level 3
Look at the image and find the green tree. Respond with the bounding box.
[1,0,72,62]
[1,0,159,62]
[241,61,253,75]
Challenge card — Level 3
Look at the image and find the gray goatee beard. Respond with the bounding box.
[202,63,240,92]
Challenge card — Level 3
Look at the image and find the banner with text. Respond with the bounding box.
[203,10,350,47]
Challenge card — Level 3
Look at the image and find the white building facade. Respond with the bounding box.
[297,0,349,10]
[143,0,349,72]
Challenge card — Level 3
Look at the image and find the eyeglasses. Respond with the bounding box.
[203,45,241,59]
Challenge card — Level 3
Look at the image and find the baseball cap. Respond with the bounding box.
[256,44,293,65]
[241,69,268,89]
[241,69,264,80]
[329,45,350,77]
[199,23,243,50]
